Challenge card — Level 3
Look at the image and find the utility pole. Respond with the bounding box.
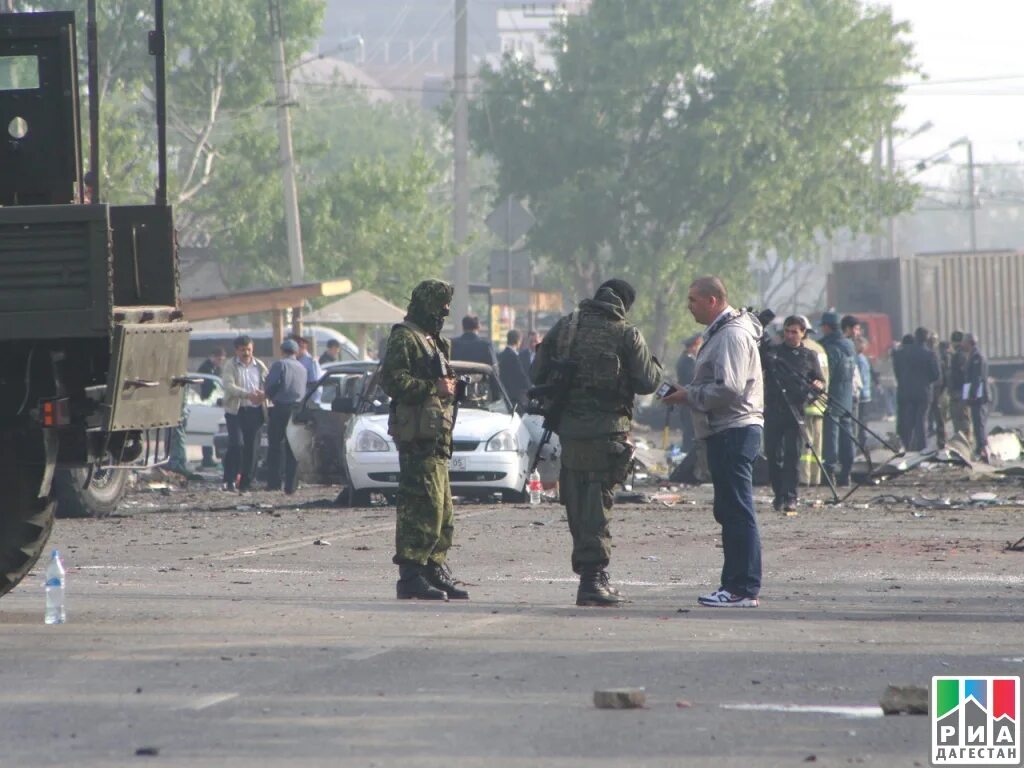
[886,126,895,259]
[966,140,977,251]
[269,0,305,290]
[452,0,470,321]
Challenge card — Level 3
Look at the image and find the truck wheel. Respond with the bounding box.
[54,465,130,518]
[0,432,56,598]
[988,378,1002,415]
[1007,371,1024,415]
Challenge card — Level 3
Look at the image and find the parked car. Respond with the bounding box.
[333,361,559,506]
[286,360,381,484]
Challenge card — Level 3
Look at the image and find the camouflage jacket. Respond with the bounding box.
[532,287,661,439]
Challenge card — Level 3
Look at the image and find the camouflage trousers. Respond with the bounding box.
[559,436,631,574]
[393,450,454,566]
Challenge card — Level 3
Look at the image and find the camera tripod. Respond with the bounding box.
[768,350,903,505]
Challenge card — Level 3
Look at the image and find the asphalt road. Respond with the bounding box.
[2,468,1022,768]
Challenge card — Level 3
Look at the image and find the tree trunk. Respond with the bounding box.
[651,287,673,363]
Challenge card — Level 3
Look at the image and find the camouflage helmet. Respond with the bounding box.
[406,279,453,332]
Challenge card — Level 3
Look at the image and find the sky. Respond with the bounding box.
[885,0,1024,169]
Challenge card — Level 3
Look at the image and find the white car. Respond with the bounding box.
[184,373,226,448]
[341,361,559,505]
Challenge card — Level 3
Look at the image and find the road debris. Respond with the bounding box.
[879,685,928,715]
[594,687,646,709]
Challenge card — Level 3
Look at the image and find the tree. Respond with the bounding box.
[203,86,455,304]
[470,0,918,356]
[30,0,324,242]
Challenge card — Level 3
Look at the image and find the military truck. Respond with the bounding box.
[0,5,191,596]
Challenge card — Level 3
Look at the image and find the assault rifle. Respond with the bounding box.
[429,351,469,426]
[526,358,577,474]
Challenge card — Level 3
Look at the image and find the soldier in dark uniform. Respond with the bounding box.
[762,316,824,512]
[531,279,661,606]
[947,330,973,445]
[962,333,990,461]
[379,279,468,602]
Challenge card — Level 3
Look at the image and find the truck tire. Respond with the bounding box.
[54,465,130,519]
[1007,371,1024,415]
[0,431,56,598]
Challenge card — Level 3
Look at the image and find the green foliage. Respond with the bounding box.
[22,0,455,304]
[469,0,919,356]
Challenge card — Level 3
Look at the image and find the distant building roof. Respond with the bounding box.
[305,289,405,325]
[292,56,393,103]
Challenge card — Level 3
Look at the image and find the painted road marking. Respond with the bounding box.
[721,703,884,718]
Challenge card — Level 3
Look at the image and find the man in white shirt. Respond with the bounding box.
[220,335,268,492]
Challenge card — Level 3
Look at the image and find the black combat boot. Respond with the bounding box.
[576,568,625,607]
[396,564,448,601]
[424,562,470,600]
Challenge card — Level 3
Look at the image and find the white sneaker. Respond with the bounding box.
[697,588,759,607]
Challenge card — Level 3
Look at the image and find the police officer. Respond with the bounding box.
[762,316,824,511]
[532,279,661,606]
[379,279,468,602]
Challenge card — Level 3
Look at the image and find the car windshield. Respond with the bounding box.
[458,371,511,414]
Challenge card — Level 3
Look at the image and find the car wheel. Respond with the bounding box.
[502,485,528,503]
[350,489,374,507]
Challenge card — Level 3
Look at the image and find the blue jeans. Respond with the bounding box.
[705,425,763,597]
[822,408,854,480]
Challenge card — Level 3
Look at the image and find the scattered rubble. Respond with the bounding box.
[593,688,646,709]
[879,685,928,715]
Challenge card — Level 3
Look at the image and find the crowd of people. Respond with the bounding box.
[165,275,996,614]
[671,309,994,515]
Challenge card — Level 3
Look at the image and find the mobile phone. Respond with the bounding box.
[655,382,678,399]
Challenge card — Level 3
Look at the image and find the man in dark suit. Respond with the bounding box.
[498,330,530,409]
[519,330,540,384]
[450,315,498,367]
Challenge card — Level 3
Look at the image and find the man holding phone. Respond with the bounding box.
[661,276,764,607]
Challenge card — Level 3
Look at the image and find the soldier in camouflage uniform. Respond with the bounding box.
[532,279,661,606]
[379,279,468,601]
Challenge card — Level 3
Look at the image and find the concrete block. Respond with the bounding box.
[594,687,646,709]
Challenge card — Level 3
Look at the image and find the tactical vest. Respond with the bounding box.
[558,309,633,414]
[386,321,454,443]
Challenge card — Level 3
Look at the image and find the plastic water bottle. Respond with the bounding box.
[528,470,542,505]
[44,549,66,625]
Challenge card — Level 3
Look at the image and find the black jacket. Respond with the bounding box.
[498,347,529,405]
[896,342,940,401]
[450,332,498,367]
[763,343,824,408]
[965,348,989,403]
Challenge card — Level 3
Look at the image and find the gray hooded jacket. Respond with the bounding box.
[683,308,764,439]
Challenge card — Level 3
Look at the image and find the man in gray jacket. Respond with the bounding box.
[264,339,308,494]
[662,276,764,607]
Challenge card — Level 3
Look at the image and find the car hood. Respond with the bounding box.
[352,408,518,444]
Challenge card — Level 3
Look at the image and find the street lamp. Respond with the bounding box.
[909,136,977,251]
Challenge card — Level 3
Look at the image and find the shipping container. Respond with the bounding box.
[829,251,1024,413]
